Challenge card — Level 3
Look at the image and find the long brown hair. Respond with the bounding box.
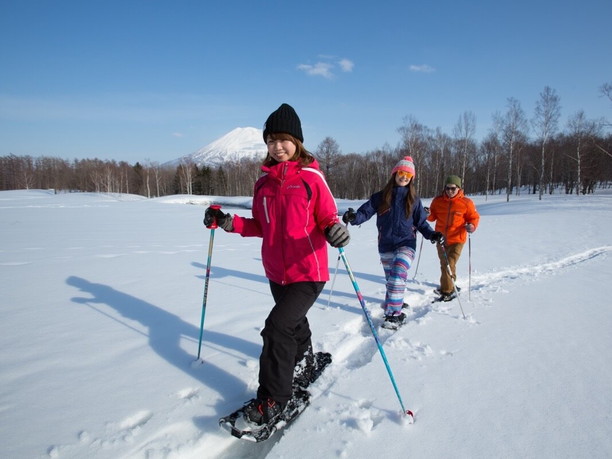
[378,173,417,217]
[262,133,315,167]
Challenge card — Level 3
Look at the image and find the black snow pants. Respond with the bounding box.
[257,280,325,404]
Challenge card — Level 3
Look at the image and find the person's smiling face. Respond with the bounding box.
[445,184,459,197]
[394,170,413,186]
[266,137,296,163]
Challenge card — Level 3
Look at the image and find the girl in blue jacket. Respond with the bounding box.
[343,156,442,328]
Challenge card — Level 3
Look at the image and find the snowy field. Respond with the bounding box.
[1,189,611,459]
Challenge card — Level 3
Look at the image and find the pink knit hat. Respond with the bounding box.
[391,156,416,177]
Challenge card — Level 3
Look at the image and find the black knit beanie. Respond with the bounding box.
[263,103,304,143]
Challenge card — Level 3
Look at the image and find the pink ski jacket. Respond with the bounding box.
[231,159,339,285]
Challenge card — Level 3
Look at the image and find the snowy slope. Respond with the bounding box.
[1,190,611,458]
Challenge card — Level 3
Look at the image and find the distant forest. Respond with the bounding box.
[2,88,612,201]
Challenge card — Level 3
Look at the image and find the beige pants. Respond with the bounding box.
[436,243,464,294]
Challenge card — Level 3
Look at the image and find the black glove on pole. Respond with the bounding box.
[326,223,350,248]
[342,208,356,224]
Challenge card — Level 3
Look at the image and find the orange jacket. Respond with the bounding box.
[427,189,479,245]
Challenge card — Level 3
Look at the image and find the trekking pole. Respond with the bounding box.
[411,234,424,280]
[438,242,467,320]
[196,204,221,361]
[468,233,472,301]
[338,247,414,420]
[326,221,348,307]
[326,254,341,307]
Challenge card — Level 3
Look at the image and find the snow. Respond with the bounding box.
[1,189,611,459]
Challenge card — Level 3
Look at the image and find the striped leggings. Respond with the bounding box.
[380,247,415,316]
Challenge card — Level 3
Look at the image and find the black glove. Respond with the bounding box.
[342,208,356,224]
[430,231,444,245]
[325,223,350,248]
[203,207,233,231]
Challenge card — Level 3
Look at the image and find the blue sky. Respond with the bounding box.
[1,0,611,164]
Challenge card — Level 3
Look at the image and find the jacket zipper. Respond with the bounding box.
[444,199,453,237]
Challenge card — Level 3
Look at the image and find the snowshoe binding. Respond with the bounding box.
[243,398,286,426]
[381,312,407,330]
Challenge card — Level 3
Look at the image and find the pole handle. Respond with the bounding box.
[206,204,222,229]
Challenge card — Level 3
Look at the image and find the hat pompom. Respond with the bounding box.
[391,156,416,177]
[263,103,304,142]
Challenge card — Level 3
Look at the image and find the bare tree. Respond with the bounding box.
[453,111,477,185]
[600,81,612,105]
[18,156,36,189]
[398,116,428,161]
[431,128,451,194]
[501,98,529,202]
[178,159,195,195]
[532,86,561,200]
[149,162,161,197]
[398,116,430,196]
[566,111,601,195]
[481,129,503,200]
[316,137,342,194]
[595,81,612,158]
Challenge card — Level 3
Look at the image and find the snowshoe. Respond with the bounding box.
[433,287,460,296]
[381,312,407,330]
[220,388,311,442]
[432,291,457,303]
[219,352,332,442]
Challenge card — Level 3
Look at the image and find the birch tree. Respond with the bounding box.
[481,129,503,200]
[453,111,476,186]
[532,86,561,199]
[398,116,429,196]
[566,111,600,195]
[178,160,195,195]
[501,98,529,202]
[432,128,451,194]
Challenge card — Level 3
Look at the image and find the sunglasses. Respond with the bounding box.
[445,186,458,191]
[396,170,413,179]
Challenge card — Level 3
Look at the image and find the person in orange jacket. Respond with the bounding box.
[427,175,480,301]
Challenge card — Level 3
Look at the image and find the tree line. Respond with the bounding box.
[2,86,611,201]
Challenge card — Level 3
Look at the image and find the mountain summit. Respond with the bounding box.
[167,127,267,168]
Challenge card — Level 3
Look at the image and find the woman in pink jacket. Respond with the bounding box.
[204,103,349,425]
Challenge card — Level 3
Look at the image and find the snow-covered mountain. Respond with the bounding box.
[166,127,267,168]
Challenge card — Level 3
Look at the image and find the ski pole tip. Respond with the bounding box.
[397,409,414,426]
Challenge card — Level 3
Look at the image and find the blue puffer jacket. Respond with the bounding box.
[350,186,435,252]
